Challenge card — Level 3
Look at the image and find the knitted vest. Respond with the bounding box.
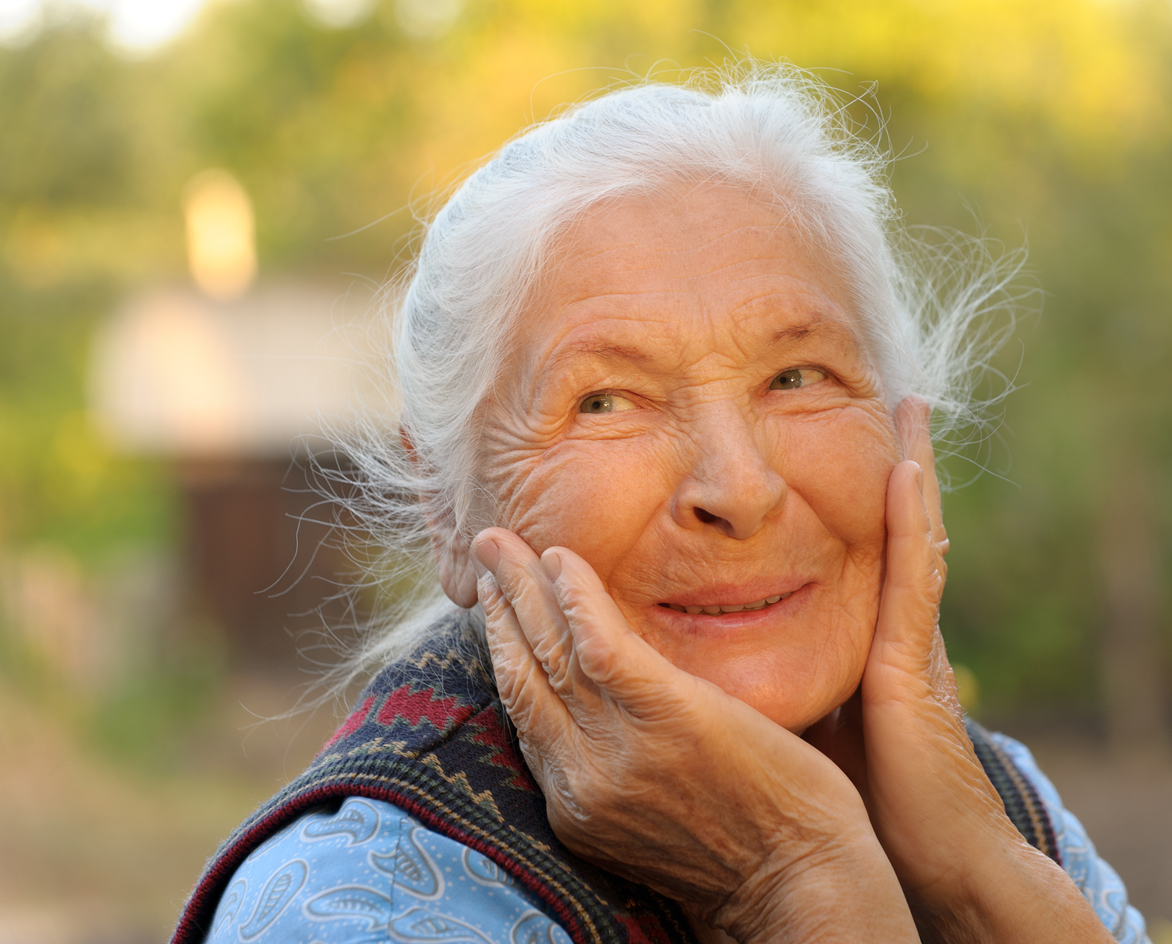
[172,614,1060,944]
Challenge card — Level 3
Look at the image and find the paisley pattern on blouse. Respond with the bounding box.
[208,796,572,944]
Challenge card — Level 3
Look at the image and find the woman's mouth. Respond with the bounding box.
[659,592,794,615]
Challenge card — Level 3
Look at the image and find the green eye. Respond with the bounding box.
[578,392,636,414]
[770,368,826,390]
[580,394,616,413]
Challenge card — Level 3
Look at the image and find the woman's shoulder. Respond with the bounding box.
[986,730,1152,944]
[205,795,571,944]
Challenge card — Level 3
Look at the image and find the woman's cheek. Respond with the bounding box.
[788,411,895,546]
[501,441,670,579]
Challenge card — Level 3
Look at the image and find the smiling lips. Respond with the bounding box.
[661,591,795,615]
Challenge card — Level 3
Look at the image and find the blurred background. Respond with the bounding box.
[0,0,1169,940]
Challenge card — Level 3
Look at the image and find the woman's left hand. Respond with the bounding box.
[804,398,1113,943]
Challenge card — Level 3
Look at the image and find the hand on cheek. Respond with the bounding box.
[808,399,993,858]
[806,399,1113,944]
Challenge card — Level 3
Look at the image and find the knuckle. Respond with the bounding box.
[575,636,619,684]
[545,655,572,690]
[478,575,505,609]
[494,660,533,712]
[558,584,593,622]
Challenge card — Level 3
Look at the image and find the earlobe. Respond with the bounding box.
[434,528,480,608]
[401,424,480,608]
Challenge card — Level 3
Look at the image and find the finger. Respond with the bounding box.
[473,528,579,693]
[477,567,574,775]
[871,460,942,685]
[542,546,702,722]
[894,397,949,566]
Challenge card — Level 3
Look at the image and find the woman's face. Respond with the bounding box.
[476,184,900,733]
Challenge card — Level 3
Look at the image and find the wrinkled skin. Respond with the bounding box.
[432,184,1114,943]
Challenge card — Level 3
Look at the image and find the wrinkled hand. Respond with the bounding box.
[804,398,1113,943]
[804,397,1010,883]
[473,533,916,943]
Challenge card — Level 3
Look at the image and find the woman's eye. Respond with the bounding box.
[769,368,827,391]
[579,393,635,414]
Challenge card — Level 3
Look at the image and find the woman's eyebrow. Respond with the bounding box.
[769,317,856,347]
[545,338,658,373]
[771,322,817,344]
[545,318,843,375]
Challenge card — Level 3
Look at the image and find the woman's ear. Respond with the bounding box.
[430,522,479,608]
[401,425,480,608]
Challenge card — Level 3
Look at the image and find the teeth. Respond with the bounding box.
[666,592,793,615]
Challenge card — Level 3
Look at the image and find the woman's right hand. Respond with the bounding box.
[473,529,918,944]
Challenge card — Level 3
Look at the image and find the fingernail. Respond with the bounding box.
[474,537,500,572]
[540,548,563,582]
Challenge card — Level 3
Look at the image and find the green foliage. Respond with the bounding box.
[0,19,134,205]
[88,654,223,770]
[0,610,224,772]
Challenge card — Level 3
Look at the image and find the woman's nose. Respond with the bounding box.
[672,408,787,540]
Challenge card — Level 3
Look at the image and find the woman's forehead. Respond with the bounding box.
[519,184,862,368]
[558,183,811,275]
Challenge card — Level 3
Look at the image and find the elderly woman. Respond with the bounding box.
[174,68,1149,944]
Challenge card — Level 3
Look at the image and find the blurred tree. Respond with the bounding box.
[0,16,178,563]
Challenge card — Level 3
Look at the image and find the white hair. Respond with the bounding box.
[312,62,1027,689]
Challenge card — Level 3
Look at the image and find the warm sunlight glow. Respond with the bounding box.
[183,169,257,300]
[0,0,208,49]
[394,0,462,39]
[302,0,376,29]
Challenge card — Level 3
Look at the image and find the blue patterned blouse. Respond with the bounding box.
[206,732,1150,944]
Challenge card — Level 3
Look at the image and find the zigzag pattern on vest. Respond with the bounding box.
[172,612,698,944]
[173,612,1058,944]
